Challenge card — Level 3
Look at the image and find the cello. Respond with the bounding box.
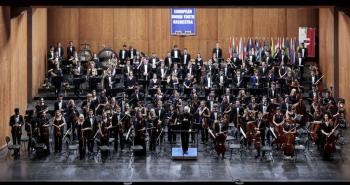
[323,124,339,158]
[282,122,296,157]
[309,121,322,144]
[246,120,256,146]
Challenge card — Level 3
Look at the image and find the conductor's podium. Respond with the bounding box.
[171,147,198,160]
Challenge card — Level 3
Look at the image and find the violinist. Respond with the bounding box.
[98,112,112,158]
[196,101,210,144]
[168,105,178,143]
[53,110,66,153]
[213,118,228,159]
[134,110,147,155]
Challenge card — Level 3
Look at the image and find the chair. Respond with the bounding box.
[294,136,308,161]
[20,135,30,153]
[66,140,79,160]
[261,145,273,162]
[31,138,47,158]
[5,136,20,160]
[229,143,241,160]
[97,145,112,162]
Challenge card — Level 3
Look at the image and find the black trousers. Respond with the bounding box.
[114,130,124,151]
[168,127,177,143]
[201,127,209,142]
[79,139,85,159]
[11,131,21,145]
[181,132,189,152]
[86,137,94,153]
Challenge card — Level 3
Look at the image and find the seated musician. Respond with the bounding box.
[259,61,269,77]
[288,88,299,105]
[149,73,160,89]
[237,89,248,104]
[125,71,136,89]
[154,88,164,103]
[130,86,144,106]
[250,70,261,88]
[48,46,56,71]
[234,70,244,88]
[183,73,193,92]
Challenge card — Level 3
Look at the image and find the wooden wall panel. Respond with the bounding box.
[47,7,318,62]
[338,12,350,126]
[32,8,47,97]
[0,7,28,148]
[318,8,334,88]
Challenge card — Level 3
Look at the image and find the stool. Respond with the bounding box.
[98,145,112,161]
[229,143,241,160]
[294,144,307,161]
[21,136,30,153]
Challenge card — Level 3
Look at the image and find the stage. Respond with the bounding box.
[0,129,350,184]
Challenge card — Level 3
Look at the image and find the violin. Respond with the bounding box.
[324,124,339,157]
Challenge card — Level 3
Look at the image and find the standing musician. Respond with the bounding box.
[196,101,211,144]
[150,53,160,75]
[37,111,51,155]
[54,94,67,113]
[167,105,178,143]
[53,110,66,153]
[50,63,63,96]
[134,111,147,155]
[282,114,296,158]
[65,99,79,140]
[66,41,76,60]
[212,42,223,64]
[180,106,193,154]
[129,46,137,65]
[148,108,159,151]
[125,71,137,90]
[212,116,228,158]
[104,69,115,91]
[81,93,96,117]
[96,112,112,158]
[319,113,338,159]
[76,114,86,160]
[9,108,24,159]
[171,45,181,65]
[111,105,125,152]
[83,109,98,156]
[119,45,128,65]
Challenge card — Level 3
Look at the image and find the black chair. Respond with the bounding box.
[5,136,20,160]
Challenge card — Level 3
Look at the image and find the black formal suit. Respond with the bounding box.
[54,100,67,113]
[131,92,144,107]
[66,46,76,59]
[124,76,137,89]
[140,63,152,80]
[259,66,269,77]
[206,64,217,75]
[203,75,214,89]
[181,53,191,66]
[232,106,244,128]
[247,55,257,64]
[83,116,98,153]
[111,113,124,151]
[103,75,115,91]
[129,48,137,62]
[267,88,279,100]
[264,56,273,65]
[9,114,25,145]
[123,64,133,76]
[298,47,308,59]
[157,67,168,80]
[212,48,222,60]
[184,66,196,78]
[119,49,129,64]
[54,46,64,59]
[81,100,96,117]
[180,112,192,152]
[150,57,160,73]
[231,56,242,66]
[223,66,233,78]
[171,49,182,61]
[164,57,174,69]
[281,53,289,64]
[233,75,244,88]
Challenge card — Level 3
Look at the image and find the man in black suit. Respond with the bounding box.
[164,52,174,70]
[129,46,137,65]
[119,44,129,65]
[9,108,25,146]
[298,42,308,60]
[54,94,67,113]
[232,100,244,130]
[48,46,56,71]
[180,106,193,154]
[66,41,76,60]
[259,61,269,77]
[54,42,64,60]
[157,62,168,80]
[103,70,114,91]
[181,48,191,67]
[140,58,151,80]
[212,42,222,64]
[233,70,244,88]
[150,53,160,75]
[50,64,63,96]
[131,86,144,107]
[171,45,181,64]
[267,82,279,100]
[81,94,96,117]
[83,109,98,156]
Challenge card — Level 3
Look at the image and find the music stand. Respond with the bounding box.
[107,88,124,98]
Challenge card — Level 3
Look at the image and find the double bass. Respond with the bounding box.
[309,121,322,143]
[282,121,296,157]
[324,124,339,157]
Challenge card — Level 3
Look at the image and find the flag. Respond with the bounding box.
[284,37,289,60]
[232,37,236,54]
[248,37,254,55]
[298,27,315,57]
[271,37,275,58]
[290,38,295,64]
[255,38,260,61]
[239,37,244,60]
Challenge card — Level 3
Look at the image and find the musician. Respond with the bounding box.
[65,99,79,140]
[81,93,96,117]
[250,70,261,88]
[183,73,194,96]
[149,73,160,89]
[157,62,168,81]
[150,53,160,74]
[76,114,85,160]
[172,63,180,78]
[207,90,216,112]
[211,104,222,127]
[256,112,269,158]
[232,100,244,130]
[233,70,244,88]
[181,48,191,67]
[140,58,151,80]
[167,105,178,143]
[168,72,179,90]
[93,53,100,68]
[35,98,48,117]
[203,72,213,89]
[54,94,67,113]
[237,89,248,104]
[298,42,308,60]
[103,69,114,91]
[263,51,273,65]
[125,71,137,90]
[259,96,270,114]
[50,63,63,96]
[231,52,241,66]
[217,70,227,90]
[55,42,64,60]
[53,110,66,153]
[67,41,76,60]
[48,46,56,71]
[119,44,128,65]
[164,52,174,69]
[267,82,279,100]
[196,101,210,144]
[180,106,192,154]
[309,70,321,89]
[281,48,289,65]
[131,86,144,107]
[246,49,257,66]
[148,108,159,151]
[25,110,36,153]
[134,110,147,155]
[222,88,234,104]
[129,46,137,64]
[83,109,98,156]
[97,113,112,157]
[184,62,195,80]
[259,62,269,77]
[212,42,222,64]
[222,62,233,78]
[118,93,129,113]
[37,111,50,155]
[9,108,24,158]
[206,59,217,76]
[171,44,181,64]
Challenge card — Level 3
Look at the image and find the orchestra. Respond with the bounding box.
[11,41,346,162]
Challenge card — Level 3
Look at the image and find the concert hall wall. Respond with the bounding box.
[47,8,318,60]
[0,6,28,148]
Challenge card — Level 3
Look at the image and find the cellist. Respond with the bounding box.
[282,114,297,159]
[319,113,338,159]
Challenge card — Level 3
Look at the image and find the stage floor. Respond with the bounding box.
[0,129,350,183]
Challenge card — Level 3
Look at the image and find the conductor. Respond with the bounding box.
[181,106,192,154]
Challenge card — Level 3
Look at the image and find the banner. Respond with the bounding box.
[170,8,196,36]
[299,27,315,57]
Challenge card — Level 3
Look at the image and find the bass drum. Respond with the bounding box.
[98,48,117,62]
[79,49,93,61]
